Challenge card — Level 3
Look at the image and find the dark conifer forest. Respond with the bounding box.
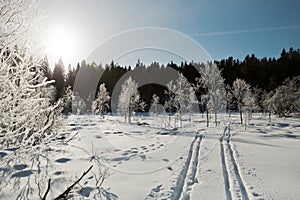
[50,47,300,113]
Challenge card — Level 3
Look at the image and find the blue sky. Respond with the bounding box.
[38,0,300,66]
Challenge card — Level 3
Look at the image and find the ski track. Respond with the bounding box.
[220,126,250,200]
[170,133,202,200]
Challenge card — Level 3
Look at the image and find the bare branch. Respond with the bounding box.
[54,165,93,200]
[42,179,51,200]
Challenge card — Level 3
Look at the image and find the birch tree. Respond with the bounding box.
[118,77,144,123]
[232,78,251,125]
[92,83,110,117]
[196,62,226,126]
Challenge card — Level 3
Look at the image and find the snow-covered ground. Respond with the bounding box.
[1,113,300,199]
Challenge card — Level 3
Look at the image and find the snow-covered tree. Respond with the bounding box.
[187,86,197,121]
[0,0,62,147]
[232,78,251,125]
[150,93,160,115]
[164,81,176,127]
[92,83,110,117]
[118,77,145,123]
[261,90,274,122]
[243,88,256,126]
[152,93,160,105]
[73,93,86,115]
[196,62,226,126]
[164,73,196,128]
[61,86,73,115]
[269,76,300,118]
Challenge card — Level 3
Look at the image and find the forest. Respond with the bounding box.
[48,47,300,117]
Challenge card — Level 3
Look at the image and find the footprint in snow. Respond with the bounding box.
[55,158,71,163]
[12,170,33,178]
[0,152,7,158]
[54,171,63,175]
[140,155,146,160]
[13,164,28,170]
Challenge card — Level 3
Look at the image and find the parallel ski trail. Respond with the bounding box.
[172,133,202,200]
[220,128,232,200]
[220,126,250,200]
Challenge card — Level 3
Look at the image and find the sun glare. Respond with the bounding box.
[45,26,77,66]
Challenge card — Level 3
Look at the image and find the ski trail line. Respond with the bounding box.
[171,133,202,200]
[220,140,232,200]
[226,140,249,200]
[220,126,250,200]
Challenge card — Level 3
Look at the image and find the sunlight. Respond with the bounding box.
[45,25,77,66]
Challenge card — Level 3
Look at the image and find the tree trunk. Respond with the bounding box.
[128,110,131,123]
[206,109,209,127]
[239,110,243,125]
[215,111,218,126]
[180,111,182,128]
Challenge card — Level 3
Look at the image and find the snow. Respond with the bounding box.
[1,113,300,199]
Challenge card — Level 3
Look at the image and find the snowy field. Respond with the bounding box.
[1,113,300,199]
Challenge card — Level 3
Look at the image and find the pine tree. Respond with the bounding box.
[52,58,65,101]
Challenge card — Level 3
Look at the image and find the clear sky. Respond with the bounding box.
[37,0,300,67]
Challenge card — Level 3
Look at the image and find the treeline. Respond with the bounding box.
[217,47,300,91]
[48,47,300,114]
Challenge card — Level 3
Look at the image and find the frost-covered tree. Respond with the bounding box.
[270,76,300,118]
[243,88,256,125]
[232,78,251,125]
[187,86,197,122]
[196,62,226,126]
[150,93,160,115]
[92,83,110,117]
[164,73,196,128]
[118,77,144,123]
[0,0,62,147]
[61,86,73,115]
[261,90,274,122]
[164,81,176,127]
[73,93,86,115]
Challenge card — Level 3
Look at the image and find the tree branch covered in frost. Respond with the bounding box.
[118,76,145,123]
[0,44,63,147]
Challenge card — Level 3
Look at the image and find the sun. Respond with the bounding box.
[45,26,77,66]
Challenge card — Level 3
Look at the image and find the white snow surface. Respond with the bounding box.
[0,113,300,199]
